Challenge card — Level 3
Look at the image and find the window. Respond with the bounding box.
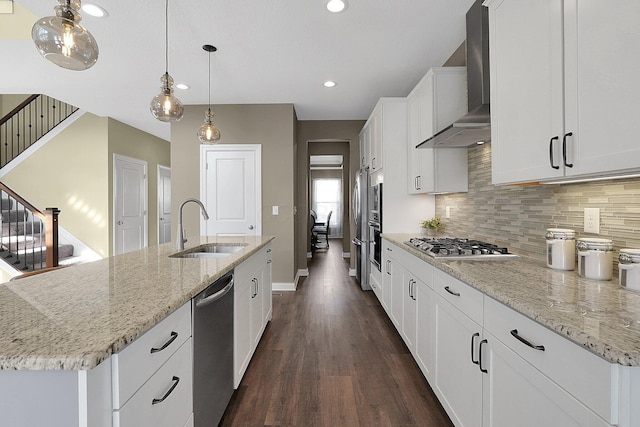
[312,178,342,238]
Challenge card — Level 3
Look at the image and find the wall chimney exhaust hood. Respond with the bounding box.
[418,0,490,149]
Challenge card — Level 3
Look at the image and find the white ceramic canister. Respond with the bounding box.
[576,238,614,281]
[545,228,576,271]
[619,249,640,291]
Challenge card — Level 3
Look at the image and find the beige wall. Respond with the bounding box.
[2,113,111,256]
[171,104,296,284]
[0,95,30,117]
[1,113,170,258]
[296,120,364,272]
[108,118,170,249]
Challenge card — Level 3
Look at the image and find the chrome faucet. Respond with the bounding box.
[176,198,210,250]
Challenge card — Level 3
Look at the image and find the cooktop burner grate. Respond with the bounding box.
[404,237,518,259]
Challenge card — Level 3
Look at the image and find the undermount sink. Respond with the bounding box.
[170,244,246,259]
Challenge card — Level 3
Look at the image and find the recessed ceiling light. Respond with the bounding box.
[81,3,108,18]
[176,83,190,90]
[323,81,337,88]
[326,0,347,13]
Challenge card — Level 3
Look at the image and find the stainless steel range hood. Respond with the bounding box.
[418,0,490,149]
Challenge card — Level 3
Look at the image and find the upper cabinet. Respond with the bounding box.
[406,67,469,194]
[487,0,640,185]
[360,103,384,173]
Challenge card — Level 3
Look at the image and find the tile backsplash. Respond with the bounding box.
[435,144,640,272]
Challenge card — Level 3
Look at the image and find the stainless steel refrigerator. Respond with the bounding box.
[352,168,371,290]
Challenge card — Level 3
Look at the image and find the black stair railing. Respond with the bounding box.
[0,94,79,168]
[0,182,59,272]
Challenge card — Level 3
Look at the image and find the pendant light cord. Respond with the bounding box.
[208,51,212,109]
[165,0,169,74]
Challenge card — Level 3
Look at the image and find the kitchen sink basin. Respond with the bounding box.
[170,244,247,259]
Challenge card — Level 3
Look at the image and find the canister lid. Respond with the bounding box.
[619,248,640,264]
[545,228,575,240]
[577,238,614,251]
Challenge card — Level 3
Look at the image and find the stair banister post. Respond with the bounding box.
[45,207,60,268]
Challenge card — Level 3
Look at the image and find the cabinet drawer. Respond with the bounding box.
[114,338,193,427]
[235,244,271,291]
[112,302,191,409]
[484,296,618,424]
[433,269,483,325]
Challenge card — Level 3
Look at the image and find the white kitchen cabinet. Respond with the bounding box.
[359,125,370,169]
[483,296,617,425]
[370,104,383,172]
[433,289,484,427]
[487,0,640,184]
[370,265,384,305]
[234,243,272,387]
[113,339,193,427]
[414,278,434,382]
[407,67,468,194]
[481,332,609,427]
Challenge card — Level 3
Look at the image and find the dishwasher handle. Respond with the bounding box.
[196,280,234,308]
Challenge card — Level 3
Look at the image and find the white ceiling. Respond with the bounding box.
[2,0,474,141]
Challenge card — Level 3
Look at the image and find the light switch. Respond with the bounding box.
[272,206,279,215]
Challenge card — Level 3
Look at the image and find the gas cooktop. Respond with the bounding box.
[404,237,519,260]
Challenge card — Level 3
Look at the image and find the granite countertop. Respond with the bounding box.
[383,233,640,366]
[0,235,274,371]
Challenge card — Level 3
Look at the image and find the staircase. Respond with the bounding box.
[0,185,73,272]
[0,95,81,275]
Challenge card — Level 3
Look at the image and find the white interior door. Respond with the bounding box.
[201,145,261,236]
[114,154,148,255]
[158,166,171,244]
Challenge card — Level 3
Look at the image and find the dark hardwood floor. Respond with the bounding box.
[221,240,453,426]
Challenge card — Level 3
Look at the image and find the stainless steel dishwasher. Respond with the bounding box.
[192,270,234,427]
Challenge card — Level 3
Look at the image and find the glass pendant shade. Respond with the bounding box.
[150,72,184,122]
[197,109,221,143]
[32,0,99,71]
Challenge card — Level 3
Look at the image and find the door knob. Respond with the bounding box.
[248,225,254,230]
[117,221,123,225]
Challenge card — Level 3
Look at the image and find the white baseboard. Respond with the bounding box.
[342,252,351,258]
[349,268,357,277]
[272,282,296,291]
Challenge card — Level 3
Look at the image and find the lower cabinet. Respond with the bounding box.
[379,239,624,427]
[482,333,609,427]
[234,243,273,388]
[433,293,483,427]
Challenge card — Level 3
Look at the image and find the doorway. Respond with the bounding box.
[158,165,171,244]
[113,154,148,255]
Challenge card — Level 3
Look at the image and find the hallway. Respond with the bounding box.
[221,240,453,426]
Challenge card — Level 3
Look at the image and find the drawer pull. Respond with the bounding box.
[479,339,488,373]
[150,331,178,354]
[470,332,480,365]
[152,376,180,405]
[510,329,545,351]
[444,286,460,297]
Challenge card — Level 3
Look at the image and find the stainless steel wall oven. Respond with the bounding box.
[368,183,382,271]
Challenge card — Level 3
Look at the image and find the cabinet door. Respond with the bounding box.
[389,257,405,330]
[234,279,252,388]
[415,279,434,383]
[482,334,610,427]
[382,257,392,315]
[401,274,418,354]
[359,125,370,169]
[262,251,272,325]
[370,108,383,172]
[488,0,565,184]
[434,294,483,427]
[250,275,263,349]
[407,79,430,194]
[564,0,640,177]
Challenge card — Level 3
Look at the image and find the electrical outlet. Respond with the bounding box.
[445,206,451,219]
[584,208,600,234]
[272,206,279,216]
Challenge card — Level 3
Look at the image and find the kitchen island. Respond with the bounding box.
[382,233,640,427]
[0,235,274,426]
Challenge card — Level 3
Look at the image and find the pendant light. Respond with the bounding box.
[197,44,221,143]
[32,0,99,71]
[150,0,184,122]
